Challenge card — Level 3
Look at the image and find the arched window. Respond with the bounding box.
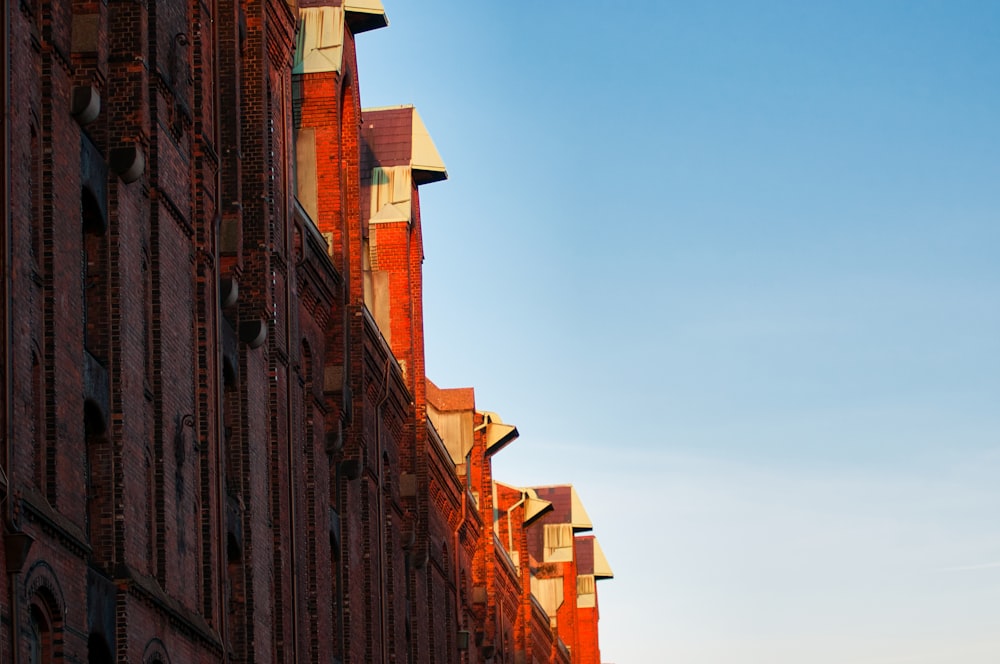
[141,247,152,387]
[30,122,42,265]
[145,451,155,574]
[301,340,312,386]
[85,399,111,566]
[227,531,247,662]
[141,638,171,664]
[28,603,52,664]
[82,187,108,363]
[300,339,319,652]
[31,348,50,501]
[24,566,66,663]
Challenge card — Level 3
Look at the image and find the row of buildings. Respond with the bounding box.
[0,0,613,662]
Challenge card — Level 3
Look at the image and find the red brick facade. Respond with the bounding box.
[1,1,611,662]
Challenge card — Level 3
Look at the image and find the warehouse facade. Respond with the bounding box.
[0,1,612,662]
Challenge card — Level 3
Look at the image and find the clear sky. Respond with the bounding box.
[357,2,1000,662]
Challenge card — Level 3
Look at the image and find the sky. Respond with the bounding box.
[356,2,1000,662]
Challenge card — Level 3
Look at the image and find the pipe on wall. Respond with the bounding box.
[3,7,24,664]
[1,0,12,516]
[506,494,527,559]
[275,38,305,659]
[211,0,230,646]
[284,157,302,664]
[453,483,468,664]
[374,357,391,664]
[0,0,9,572]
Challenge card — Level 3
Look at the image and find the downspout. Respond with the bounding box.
[336,70,351,664]
[1,0,12,513]
[503,490,539,661]
[282,93,301,663]
[284,256,301,662]
[212,213,230,662]
[404,205,417,664]
[374,357,390,664]
[2,5,22,664]
[453,480,468,663]
[210,1,231,658]
[334,459,347,662]
[497,573,504,662]
[494,487,526,660]
[406,196,416,427]
[406,210,415,482]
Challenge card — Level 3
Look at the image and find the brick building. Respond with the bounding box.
[526,486,613,664]
[1,0,613,662]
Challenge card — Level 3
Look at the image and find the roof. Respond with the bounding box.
[532,485,593,532]
[344,0,389,33]
[576,535,614,580]
[426,379,475,412]
[476,411,518,456]
[293,2,387,75]
[293,6,346,75]
[363,105,448,184]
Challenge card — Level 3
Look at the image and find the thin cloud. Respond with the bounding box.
[941,561,1000,572]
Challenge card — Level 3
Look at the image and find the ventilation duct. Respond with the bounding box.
[110,145,145,184]
[71,86,101,125]
[238,319,267,349]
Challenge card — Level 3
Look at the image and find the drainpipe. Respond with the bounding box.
[278,55,302,661]
[334,458,347,662]
[1,0,12,513]
[208,0,232,657]
[284,274,302,662]
[453,481,468,663]
[405,201,416,404]
[212,212,230,662]
[374,357,390,664]
[336,78,351,664]
[2,5,22,664]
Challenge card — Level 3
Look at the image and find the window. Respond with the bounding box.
[81,187,107,363]
[85,400,111,566]
[30,123,41,265]
[28,603,52,664]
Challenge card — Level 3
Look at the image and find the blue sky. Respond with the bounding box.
[358,2,1000,662]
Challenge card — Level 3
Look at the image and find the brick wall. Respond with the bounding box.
[0,0,343,660]
[2,2,612,662]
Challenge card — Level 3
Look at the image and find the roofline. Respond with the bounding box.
[344,0,389,33]
[362,104,416,113]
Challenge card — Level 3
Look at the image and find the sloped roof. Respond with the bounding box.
[294,7,345,74]
[532,485,593,532]
[494,483,554,526]
[426,379,475,412]
[362,105,448,184]
[294,3,387,75]
[344,0,389,33]
[576,535,614,580]
[476,411,518,456]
